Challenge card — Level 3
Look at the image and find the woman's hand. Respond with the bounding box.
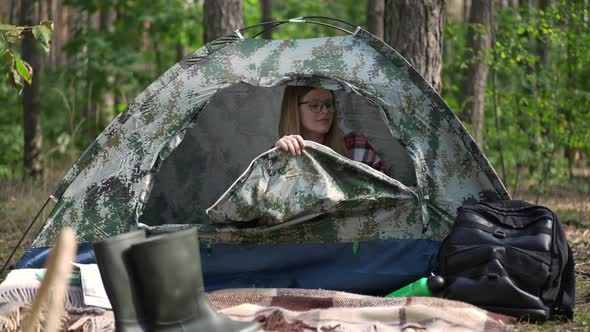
[274,135,307,156]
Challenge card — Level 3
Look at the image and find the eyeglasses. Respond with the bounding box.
[298,99,336,113]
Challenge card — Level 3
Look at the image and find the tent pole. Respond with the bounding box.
[239,17,358,39]
[0,197,51,278]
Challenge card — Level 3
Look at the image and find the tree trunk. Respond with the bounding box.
[85,10,99,142]
[366,0,384,39]
[459,0,492,147]
[176,42,186,62]
[37,0,42,23]
[36,0,48,68]
[463,0,471,22]
[261,0,272,39]
[536,0,550,69]
[1,1,10,23]
[384,0,445,92]
[9,0,17,24]
[100,5,115,124]
[46,0,52,20]
[585,0,589,27]
[46,0,55,64]
[203,0,243,43]
[99,5,114,32]
[54,0,67,64]
[139,20,153,74]
[565,1,576,179]
[20,0,43,178]
[155,38,163,73]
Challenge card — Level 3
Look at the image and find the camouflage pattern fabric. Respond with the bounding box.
[203,142,452,244]
[137,82,421,228]
[33,28,509,247]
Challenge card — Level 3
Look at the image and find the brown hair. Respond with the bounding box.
[278,86,348,156]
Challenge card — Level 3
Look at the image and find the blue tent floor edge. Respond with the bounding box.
[15,238,440,295]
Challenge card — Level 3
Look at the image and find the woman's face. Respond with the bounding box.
[298,89,335,137]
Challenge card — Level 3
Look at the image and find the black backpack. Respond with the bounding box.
[437,200,575,321]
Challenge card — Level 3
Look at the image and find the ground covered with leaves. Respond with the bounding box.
[0,165,588,331]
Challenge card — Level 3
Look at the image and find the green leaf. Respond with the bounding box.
[4,28,23,44]
[14,57,31,84]
[0,49,13,69]
[32,25,52,53]
[40,20,54,30]
[9,68,24,93]
[0,24,16,31]
[5,36,16,44]
[116,103,127,113]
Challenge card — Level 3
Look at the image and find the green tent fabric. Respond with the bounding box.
[202,142,447,244]
[27,26,508,250]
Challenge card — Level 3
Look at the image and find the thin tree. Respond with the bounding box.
[463,0,471,22]
[20,0,43,178]
[384,0,445,92]
[84,9,98,142]
[9,0,17,24]
[459,0,492,146]
[564,0,578,179]
[366,0,384,39]
[176,41,186,62]
[54,0,68,64]
[99,3,116,122]
[203,0,243,43]
[46,0,55,64]
[261,0,272,39]
[1,1,10,22]
[536,0,550,73]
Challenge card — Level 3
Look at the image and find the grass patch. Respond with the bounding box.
[0,162,589,331]
[0,158,71,278]
[576,313,590,325]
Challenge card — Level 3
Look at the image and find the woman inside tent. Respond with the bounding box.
[275,86,383,171]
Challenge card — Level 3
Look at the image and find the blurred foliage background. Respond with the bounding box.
[0,0,588,198]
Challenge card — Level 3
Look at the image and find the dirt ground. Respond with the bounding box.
[510,168,590,331]
[0,164,589,331]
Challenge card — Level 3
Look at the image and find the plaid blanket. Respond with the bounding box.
[209,288,515,332]
[1,282,514,331]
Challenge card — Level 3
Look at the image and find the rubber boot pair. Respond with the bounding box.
[93,228,258,332]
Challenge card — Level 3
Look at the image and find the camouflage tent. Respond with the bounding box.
[16,19,509,294]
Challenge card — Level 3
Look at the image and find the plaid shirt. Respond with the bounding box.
[345,133,383,171]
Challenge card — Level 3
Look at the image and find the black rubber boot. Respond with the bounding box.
[93,230,147,332]
[127,228,258,332]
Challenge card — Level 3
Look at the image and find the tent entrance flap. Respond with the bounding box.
[139,82,417,227]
